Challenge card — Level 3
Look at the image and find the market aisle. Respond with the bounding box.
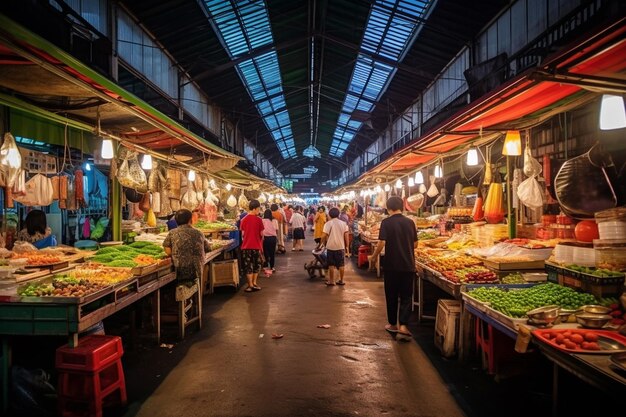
[116,234,466,417]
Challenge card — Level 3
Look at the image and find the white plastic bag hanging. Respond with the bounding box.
[518,142,544,209]
[427,175,439,197]
[0,133,22,187]
[517,176,544,208]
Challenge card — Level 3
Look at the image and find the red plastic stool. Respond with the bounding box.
[357,245,371,268]
[475,317,495,374]
[56,335,127,417]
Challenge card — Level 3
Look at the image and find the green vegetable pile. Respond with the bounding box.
[90,242,167,267]
[469,283,597,318]
[566,264,624,277]
[418,231,438,240]
[194,220,235,231]
[18,282,54,297]
[500,273,525,284]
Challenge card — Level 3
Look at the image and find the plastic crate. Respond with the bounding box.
[434,299,461,358]
[56,335,123,372]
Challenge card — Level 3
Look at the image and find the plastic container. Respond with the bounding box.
[434,299,461,358]
[594,207,626,223]
[593,239,626,271]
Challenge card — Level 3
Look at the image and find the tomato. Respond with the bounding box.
[574,220,599,242]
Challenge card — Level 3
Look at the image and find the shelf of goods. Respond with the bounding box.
[0,262,176,341]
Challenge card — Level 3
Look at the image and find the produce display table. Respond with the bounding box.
[200,240,239,295]
[414,261,462,322]
[532,332,626,416]
[0,263,176,413]
[461,298,626,414]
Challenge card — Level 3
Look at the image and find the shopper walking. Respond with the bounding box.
[313,206,327,245]
[271,203,286,254]
[163,209,210,285]
[261,209,278,272]
[321,207,349,286]
[289,205,306,251]
[369,196,418,341]
[240,199,264,292]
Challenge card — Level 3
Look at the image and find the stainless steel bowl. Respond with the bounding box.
[575,313,612,329]
[526,305,560,325]
[581,305,612,315]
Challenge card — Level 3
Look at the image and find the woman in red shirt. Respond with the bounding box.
[240,199,264,292]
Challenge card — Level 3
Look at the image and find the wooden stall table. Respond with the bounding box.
[0,263,175,413]
[414,261,462,322]
[532,333,626,416]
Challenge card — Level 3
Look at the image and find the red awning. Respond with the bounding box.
[368,16,626,175]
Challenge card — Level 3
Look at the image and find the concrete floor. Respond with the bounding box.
[101,233,619,417]
[116,236,466,417]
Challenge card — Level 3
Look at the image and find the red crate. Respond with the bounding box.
[56,335,123,372]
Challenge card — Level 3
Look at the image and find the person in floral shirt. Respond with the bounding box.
[163,209,210,284]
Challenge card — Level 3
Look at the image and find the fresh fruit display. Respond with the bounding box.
[501,272,525,284]
[565,264,624,278]
[68,264,134,284]
[18,282,54,297]
[533,329,626,353]
[415,249,482,271]
[134,254,158,266]
[13,252,64,266]
[418,231,438,240]
[468,283,597,317]
[18,276,107,297]
[442,267,497,283]
[194,220,236,231]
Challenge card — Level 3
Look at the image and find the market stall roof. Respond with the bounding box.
[343,15,626,190]
[0,14,242,175]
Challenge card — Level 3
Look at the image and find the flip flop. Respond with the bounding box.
[336,280,345,285]
[385,325,398,334]
[252,286,262,291]
[244,287,254,292]
[396,332,413,342]
[324,281,335,286]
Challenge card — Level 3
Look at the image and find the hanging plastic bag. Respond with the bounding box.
[0,132,22,188]
[523,144,542,177]
[13,174,54,206]
[238,192,249,210]
[517,176,544,208]
[427,175,439,197]
[418,183,427,194]
[116,150,147,192]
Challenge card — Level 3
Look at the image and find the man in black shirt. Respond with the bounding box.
[370,196,418,341]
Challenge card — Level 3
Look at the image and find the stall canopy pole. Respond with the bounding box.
[110,146,122,242]
[507,155,516,239]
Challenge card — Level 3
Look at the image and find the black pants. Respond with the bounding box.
[263,236,277,268]
[383,270,415,326]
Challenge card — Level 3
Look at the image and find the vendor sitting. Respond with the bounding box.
[17,209,52,244]
[163,209,210,285]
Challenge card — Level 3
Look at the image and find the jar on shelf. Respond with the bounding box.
[594,207,626,240]
[593,239,626,271]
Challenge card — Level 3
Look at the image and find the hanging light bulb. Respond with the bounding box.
[258,193,266,203]
[226,183,232,191]
[502,130,522,156]
[467,146,479,166]
[408,177,415,187]
[395,179,403,189]
[141,154,153,170]
[188,169,196,182]
[101,139,114,159]
[374,185,382,193]
[434,163,443,178]
[599,94,626,130]
[414,171,424,184]
[384,184,391,192]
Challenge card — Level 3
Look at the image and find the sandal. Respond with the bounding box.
[385,324,398,333]
[336,280,345,285]
[324,281,335,286]
[396,331,413,342]
[244,287,254,292]
[252,285,262,290]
